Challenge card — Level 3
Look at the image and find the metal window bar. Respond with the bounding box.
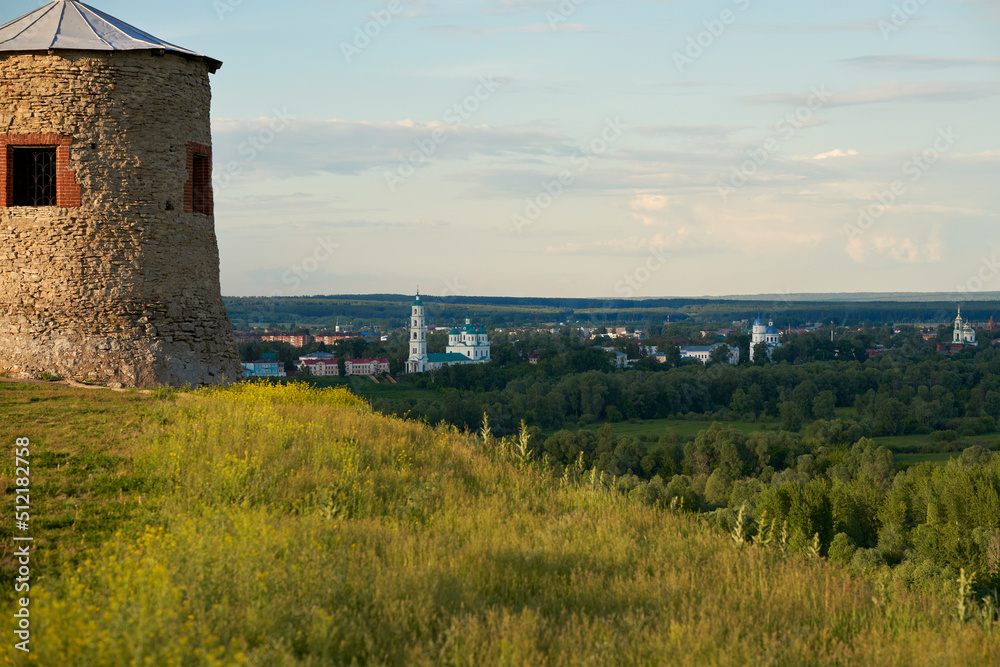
[12,147,57,206]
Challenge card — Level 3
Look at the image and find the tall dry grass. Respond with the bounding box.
[10,382,999,665]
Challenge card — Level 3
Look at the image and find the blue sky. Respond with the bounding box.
[11,0,1000,298]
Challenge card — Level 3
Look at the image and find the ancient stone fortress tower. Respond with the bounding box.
[0,1,243,387]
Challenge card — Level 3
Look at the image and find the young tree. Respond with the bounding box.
[753,342,770,365]
[780,401,803,432]
[813,391,837,421]
[730,388,752,416]
[709,344,732,366]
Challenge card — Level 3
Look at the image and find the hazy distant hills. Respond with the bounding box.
[715,292,1000,303]
[224,293,1000,330]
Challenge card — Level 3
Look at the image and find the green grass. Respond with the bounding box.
[895,452,959,467]
[547,417,767,439]
[547,412,994,467]
[2,382,998,665]
[0,382,169,580]
[346,378,443,403]
[280,375,443,404]
[875,432,999,453]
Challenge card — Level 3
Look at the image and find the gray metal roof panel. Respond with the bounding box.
[0,1,221,71]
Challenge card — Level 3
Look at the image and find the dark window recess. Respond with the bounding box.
[192,153,211,214]
[11,147,57,206]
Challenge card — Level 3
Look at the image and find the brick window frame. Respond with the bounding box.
[0,133,81,208]
[184,142,214,215]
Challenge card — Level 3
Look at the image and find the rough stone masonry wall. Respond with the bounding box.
[0,50,243,387]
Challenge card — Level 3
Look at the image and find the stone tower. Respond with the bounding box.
[0,1,242,387]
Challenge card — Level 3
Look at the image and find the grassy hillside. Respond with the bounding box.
[2,382,998,665]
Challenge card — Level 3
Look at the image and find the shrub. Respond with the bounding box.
[829,533,857,565]
[932,430,960,443]
[851,548,887,575]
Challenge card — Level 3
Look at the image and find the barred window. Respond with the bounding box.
[192,153,211,215]
[11,147,56,206]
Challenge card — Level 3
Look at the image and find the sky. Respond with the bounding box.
[10,0,1000,299]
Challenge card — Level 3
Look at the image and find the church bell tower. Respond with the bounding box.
[406,292,428,373]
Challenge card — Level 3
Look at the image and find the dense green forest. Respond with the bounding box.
[252,326,1000,441]
[565,424,1000,598]
[363,328,996,434]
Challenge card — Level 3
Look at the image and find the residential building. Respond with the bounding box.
[314,333,363,345]
[242,352,284,378]
[297,352,339,376]
[299,352,338,361]
[345,358,390,376]
[596,347,631,368]
[261,334,311,347]
[681,344,740,365]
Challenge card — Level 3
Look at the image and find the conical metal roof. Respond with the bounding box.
[0,0,221,72]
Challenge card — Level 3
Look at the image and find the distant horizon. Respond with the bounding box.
[222,290,1000,303]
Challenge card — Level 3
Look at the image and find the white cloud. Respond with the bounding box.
[811,149,859,160]
[710,217,824,250]
[211,117,571,180]
[745,81,1000,108]
[844,55,1000,70]
[952,150,1000,161]
[545,231,690,255]
[846,236,944,264]
[752,20,885,33]
[629,192,669,225]
[429,22,598,35]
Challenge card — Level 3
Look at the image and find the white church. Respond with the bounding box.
[953,307,977,346]
[750,318,783,362]
[406,292,492,374]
